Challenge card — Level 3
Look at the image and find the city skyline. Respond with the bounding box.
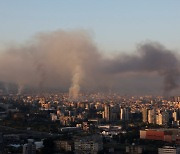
[0,2,180,152]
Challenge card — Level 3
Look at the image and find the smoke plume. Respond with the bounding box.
[0,29,179,95]
[69,65,83,99]
[105,43,180,95]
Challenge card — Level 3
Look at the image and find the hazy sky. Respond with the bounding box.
[0,1,180,52]
[0,1,180,95]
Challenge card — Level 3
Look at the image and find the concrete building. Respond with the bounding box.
[23,139,36,154]
[54,140,73,152]
[74,135,103,154]
[158,146,180,154]
[162,111,169,126]
[156,113,163,125]
[120,107,130,121]
[148,109,156,124]
[126,144,143,154]
[173,111,178,121]
[142,108,148,123]
[103,104,111,122]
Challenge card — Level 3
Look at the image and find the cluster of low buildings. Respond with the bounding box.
[140,128,180,144]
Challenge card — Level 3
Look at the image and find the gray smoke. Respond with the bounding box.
[105,43,180,95]
[0,30,179,95]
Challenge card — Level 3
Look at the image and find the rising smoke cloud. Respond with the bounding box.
[69,65,83,99]
[0,29,179,96]
[105,43,180,95]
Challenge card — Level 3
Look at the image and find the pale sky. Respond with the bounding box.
[0,0,180,53]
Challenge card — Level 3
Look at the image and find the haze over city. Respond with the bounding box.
[0,1,180,96]
[0,1,180,154]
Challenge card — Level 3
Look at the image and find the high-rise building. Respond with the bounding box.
[103,104,111,122]
[148,109,156,124]
[142,108,148,123]
[172,111,178,121]
[156,113,163,125]
[162,111,169,126]
[23,139,36,154]
[120,107,130,121]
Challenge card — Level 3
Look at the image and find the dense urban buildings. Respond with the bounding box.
[1,0,180,154]
[0,93,179,153]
